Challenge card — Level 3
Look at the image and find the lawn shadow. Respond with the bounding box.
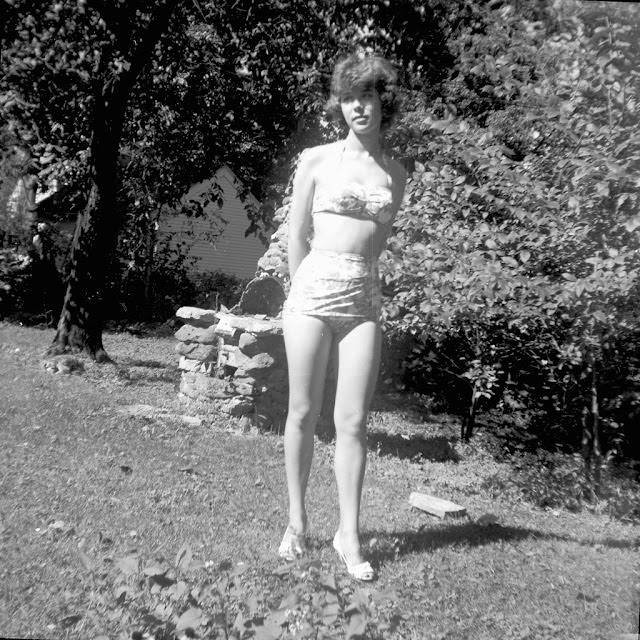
[360,522,639,563]
[369,392,434,426]
[112,360,181,384]
[120,358,174,369]
[314,424,460,463]
[368,432,460,462]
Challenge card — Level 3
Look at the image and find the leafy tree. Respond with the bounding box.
[1,0,452,356]
[2,0,183,360]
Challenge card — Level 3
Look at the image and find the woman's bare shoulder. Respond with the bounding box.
[300,142,340,164]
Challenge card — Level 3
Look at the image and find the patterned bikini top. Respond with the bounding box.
[311,145,395,226]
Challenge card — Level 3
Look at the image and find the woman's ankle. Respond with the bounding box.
[337,528,360,546]
[288,512,307,533]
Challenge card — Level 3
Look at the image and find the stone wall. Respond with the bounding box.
[175,306,288,430]
[255,200,290,290]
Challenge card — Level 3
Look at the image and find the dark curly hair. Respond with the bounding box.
[325,52,400,129]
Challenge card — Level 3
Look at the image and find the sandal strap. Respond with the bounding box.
[348,561,375,580]
[278,525,306,560]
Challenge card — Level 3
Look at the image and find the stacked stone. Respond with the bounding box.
[174,306,219,377]
[255,200,290,290]
[176,307,288,428]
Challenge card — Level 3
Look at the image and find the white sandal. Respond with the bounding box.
[332,532,376,581]
[278,525,306,561]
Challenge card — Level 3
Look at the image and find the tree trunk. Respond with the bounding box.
[580,406,592,488]
[580,354,602,499]
[591,360,602,494]
[461,386,477,441]
[143,212,159,319]
[48,101,122,362]
[46,1,177,361]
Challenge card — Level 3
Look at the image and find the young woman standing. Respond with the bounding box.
[279,53,406,581]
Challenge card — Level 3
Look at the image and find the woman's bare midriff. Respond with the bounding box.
[310,210,389,258]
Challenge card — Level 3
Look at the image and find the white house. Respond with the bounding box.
[159,166,267,279]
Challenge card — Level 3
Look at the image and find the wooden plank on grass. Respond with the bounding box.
[409,492,466,519]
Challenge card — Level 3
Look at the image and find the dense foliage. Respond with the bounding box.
[380,1,640,480]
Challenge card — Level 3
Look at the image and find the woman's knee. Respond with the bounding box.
[334,408,367,439]
[287,400,321,429]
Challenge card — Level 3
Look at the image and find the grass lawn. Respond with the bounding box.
[1,321,638,640]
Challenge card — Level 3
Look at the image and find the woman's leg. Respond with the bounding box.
[333,320,381,565]
[283,314,333,534]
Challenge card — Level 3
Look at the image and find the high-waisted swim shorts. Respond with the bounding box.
[282,248,381,329]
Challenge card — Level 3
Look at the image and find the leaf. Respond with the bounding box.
[345,610,367,639]
[476,513,499,526]
[271,564,292,577]
[144,562,169,577]
[175,606,203,632]
[322,601,340,625]
[175,543,193,571]
[115,554,139,575]
[253,621,283,640]
[318,572,337,593]
[623,215,640,232]
[501,256,519,268]
[278,591,300,610]
[114,585,131,604]
[562,272,576,281]
[78,550,94,572]
[519,249,531,263]
[60,614,82,628]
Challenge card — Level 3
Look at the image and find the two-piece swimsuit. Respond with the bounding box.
[282,144,395,336]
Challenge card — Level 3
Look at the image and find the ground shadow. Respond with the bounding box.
[369,392,433,426]
[119,358,173,369]
[112,361,181,385]
[313,422,460,463]
[368,432,460,462]
[344,523,640,563]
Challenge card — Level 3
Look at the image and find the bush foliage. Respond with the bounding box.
[380,1,640,476]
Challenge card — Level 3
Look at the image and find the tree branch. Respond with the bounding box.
[108,0,182,105]
[86,0,136,49]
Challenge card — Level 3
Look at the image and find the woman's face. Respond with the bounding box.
[340,86,382,135]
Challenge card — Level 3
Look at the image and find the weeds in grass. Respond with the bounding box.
[2,323,639,640]
[76,543,401,639]
[482,450,640,521]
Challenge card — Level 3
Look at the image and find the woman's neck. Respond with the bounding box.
[343,130,382,159]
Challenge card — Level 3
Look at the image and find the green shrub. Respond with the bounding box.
[382,2,640,479]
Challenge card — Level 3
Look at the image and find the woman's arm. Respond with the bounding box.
[287,148,318,278]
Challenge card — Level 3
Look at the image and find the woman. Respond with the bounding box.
[278,52,407,581]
